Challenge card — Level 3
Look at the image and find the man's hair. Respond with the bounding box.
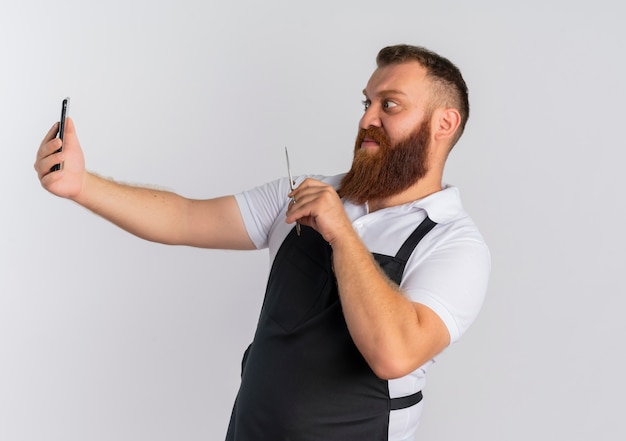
[376,44,469,148]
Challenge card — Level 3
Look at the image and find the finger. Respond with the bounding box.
[290,185,333,207]
[41,121,59,144]
[286,189,321,222]
[34,138,62,170]
[36,151,64,180]
[295,177,322,190]
[40,166,65,187]
[36,126,62,161]
[285,195,305,223]
[288,178,325,198]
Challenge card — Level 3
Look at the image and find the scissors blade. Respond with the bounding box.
[285,147,301,236]
[285,147,295,190]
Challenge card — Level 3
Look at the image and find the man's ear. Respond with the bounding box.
[432,108,461,142]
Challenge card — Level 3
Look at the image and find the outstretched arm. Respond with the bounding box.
[34,118,255,250]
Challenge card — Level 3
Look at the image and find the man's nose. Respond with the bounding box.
[359,106,382,130]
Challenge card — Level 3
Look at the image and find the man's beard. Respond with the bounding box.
[337,119,431,205]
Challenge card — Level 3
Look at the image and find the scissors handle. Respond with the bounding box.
[285,147,301,236]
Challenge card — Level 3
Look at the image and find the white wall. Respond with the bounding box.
[2,1,624,440]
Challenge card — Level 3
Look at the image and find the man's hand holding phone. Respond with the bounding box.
[34,98,86,200]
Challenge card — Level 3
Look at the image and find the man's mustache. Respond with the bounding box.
[357,126,389,146]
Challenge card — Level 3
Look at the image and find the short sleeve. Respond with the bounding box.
[401,228,491,343]
[234,177,292,249]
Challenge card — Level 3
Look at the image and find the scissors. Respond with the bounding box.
[285,147,301,236]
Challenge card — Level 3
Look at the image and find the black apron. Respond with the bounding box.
[226,217,437,441]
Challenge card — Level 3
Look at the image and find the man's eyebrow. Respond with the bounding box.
[362,89,408,98]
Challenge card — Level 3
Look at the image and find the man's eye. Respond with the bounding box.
[383,100,397,110]
[361,100,370,111]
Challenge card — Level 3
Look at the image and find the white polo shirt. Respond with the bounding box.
[235,173,490,441]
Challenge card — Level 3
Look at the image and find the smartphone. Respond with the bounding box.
[51,97,70,172]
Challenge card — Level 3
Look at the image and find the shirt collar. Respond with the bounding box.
[340,184,463,225]
[409,185,463,224]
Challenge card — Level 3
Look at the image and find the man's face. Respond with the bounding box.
[338,62,434,204]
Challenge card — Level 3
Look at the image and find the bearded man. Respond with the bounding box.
[35,44,490,441]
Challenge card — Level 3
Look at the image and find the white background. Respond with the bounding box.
[2,1,625,440]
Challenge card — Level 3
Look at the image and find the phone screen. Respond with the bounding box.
[51,97,70,172]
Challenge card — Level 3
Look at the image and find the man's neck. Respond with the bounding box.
[367,179,442,213]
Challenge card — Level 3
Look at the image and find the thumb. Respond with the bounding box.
[64,116,76,137]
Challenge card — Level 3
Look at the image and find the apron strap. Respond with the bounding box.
[385,217,435,412]
[372,216,437,285]
[394,216,437,263]
[390,390,423,410]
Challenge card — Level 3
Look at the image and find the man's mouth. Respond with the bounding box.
[360,138,380,150]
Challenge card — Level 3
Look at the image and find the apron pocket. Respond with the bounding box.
[263,229,335,332]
